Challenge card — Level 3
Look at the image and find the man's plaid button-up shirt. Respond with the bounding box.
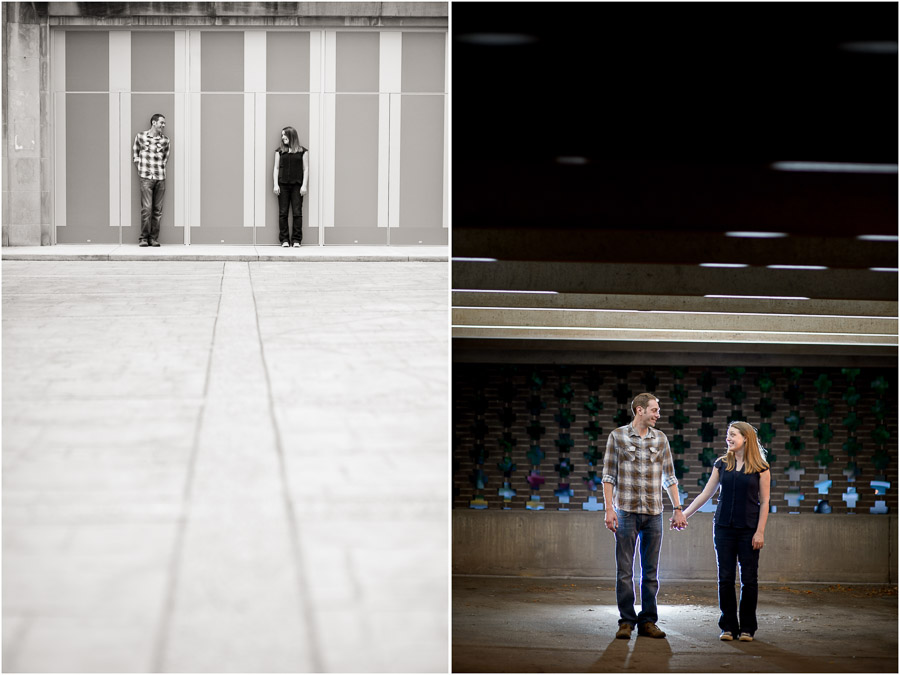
[132,131,170,180]
[602,424,678,515]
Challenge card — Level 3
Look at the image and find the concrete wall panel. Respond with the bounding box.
[329,94,382,244]
[401,32,445,93]
[132,32,175,92]
[336,32,378,93]
[59,93,113,243]
[396,94,444,242]
[201,32,243,92]
[65,31,108,91]
[194,93,249,244]
[266,32,310,93]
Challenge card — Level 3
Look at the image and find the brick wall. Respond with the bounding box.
[453,364,897,515]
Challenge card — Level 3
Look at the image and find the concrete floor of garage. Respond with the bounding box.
[453,575,898,673]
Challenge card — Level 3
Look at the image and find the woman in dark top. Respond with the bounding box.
[678,421,771,642]
[273,126,309,247]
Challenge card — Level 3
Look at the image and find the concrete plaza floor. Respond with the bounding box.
[2,258,449,672]
[452,576,898,673]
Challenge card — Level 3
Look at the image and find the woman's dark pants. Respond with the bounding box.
[714,524,760,635]
[278,182,303,244]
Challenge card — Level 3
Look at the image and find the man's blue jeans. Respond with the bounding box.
[614,509,663,627]
[139,178,165,242]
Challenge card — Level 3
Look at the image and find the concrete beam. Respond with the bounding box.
[452,511,898,584]
[452,260,898,302]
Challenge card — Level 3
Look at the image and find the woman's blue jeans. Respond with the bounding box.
[713,524,760,635]
[614,510,663,627]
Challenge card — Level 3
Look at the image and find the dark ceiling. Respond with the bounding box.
[452,1,898,239]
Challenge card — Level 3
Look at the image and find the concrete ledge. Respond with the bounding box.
[2,244,448,262]
[453,510,898,584]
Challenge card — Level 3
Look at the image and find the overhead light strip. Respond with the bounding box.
[452,289,559,294]
[451,257,498,262]
[771,161,898,174]
[452,306,898,321]
[766,265,829,270]
[452,325,894,338]
[454,334,895,347]
[725,232,788,239]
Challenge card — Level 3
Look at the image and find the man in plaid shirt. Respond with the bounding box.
[133,114,170,246]
[602,393,686,640]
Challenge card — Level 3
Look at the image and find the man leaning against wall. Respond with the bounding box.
[132,113,170,247]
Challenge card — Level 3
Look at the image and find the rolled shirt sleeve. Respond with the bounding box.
[660,434,678,490]
[601,431,618,485]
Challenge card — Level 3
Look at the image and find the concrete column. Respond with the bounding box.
[3,2,50,246]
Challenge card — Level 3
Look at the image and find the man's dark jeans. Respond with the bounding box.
[713,524,760,636]
[139,178,166,242]
[278,182,303,244]
[614,510,663,627]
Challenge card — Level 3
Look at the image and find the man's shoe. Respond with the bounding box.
[637,622,666,639]
[719,631,734,641]
[138,240,149,247]
[150,240,160,247]
[738,633,754,642]
[615,623,633,640]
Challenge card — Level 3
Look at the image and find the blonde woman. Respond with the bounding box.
[273,126,309,247]
[676,421,771,642]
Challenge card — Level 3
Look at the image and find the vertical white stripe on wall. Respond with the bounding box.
[388,94,402,229]
[254,95,266,229]
[380,33,402,230]
[245,31,265,229]
[174,93,185,229]
[110,32,131,231]
[243,94,255,227]
[323,32,337,227]
[310,32,322,235]
[120,94,131,228]
[190,93,201,230]
[109,94,120,229]
[174,32,186,231]
[189,32,201,233]
[380,33,402,93]
[109,31,130,92]
[443,93,448,229]
[444,30,449,229]
[378,94,390,228]
[52,31,66,230]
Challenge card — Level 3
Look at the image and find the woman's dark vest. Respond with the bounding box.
[714,458,767,528]
[277,148,306,184]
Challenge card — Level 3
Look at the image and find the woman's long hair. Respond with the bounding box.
[281,126,302,153]
[720,421,769,473]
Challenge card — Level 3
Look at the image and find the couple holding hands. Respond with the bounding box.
[602,393,770,643]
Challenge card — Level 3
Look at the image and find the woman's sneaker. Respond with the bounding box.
[281,241,290,247]
[292,242,300,247]
[739,633,754,641]
[719,631,734,641]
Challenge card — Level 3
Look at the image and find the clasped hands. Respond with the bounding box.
[669,511,688,531]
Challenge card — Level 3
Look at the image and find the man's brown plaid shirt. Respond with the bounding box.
[602,424,678,515]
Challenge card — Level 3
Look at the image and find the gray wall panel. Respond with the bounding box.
[262,94,313,246]
[334,94,379,233]
[66,32,109,91]
[401,33,445,93]
[400,95,443,229]
[194,94,249,244]
[336,33,379,92]
[201,32,243,92]
[266,33,310,93]
[132,32,175,92]
[130,94,177,244]
[60,94,113,243]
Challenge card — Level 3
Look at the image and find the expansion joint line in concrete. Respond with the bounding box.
[150,262,226,673]
[246,262,324,672]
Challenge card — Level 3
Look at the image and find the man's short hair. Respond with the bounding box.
[631,393,658,416]
[150,113,165,125]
